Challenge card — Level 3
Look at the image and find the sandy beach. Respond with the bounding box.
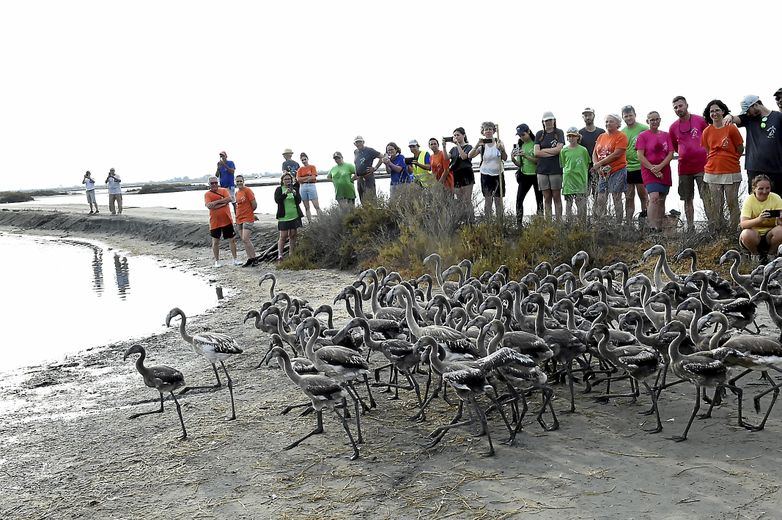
[1,204,780,520]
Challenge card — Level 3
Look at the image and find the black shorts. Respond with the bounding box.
[452,168,475,188]
[740,232,769,254]
[278,217,302,231]
[210,224,236,239]
[480,173,506,197]
[626,169,643,184]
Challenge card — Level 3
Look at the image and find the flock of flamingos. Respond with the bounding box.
[122,247,782,459]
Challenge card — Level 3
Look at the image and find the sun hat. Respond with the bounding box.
[739,94,761,115]
[353,135,364,143]
[282,148,293,155]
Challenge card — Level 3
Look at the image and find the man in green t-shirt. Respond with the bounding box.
[622,105,649,226]
[560,127,591,221]
[327,151,357,207]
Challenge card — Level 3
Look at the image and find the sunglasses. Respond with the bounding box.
[209,181,218,185]
[761,116,769,129]
[333,156,342,160]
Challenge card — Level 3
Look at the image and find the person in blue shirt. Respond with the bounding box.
[382,142,413,198]
[216,150,236,211]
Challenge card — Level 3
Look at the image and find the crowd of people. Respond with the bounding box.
[200,90,782,266]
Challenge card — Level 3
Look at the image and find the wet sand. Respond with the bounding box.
[0,205,780,519]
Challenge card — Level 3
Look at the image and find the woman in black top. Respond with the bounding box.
[447,127,475,222]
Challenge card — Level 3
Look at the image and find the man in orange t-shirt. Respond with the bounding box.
[204,176,239,267]
[592,114,629,220]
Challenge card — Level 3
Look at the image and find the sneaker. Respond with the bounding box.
[88,210,94,214]
[95,210,99,213]
[241,257,256,267]
[233,258,243,266]
[638,210,648,219]
[214,261,222,268]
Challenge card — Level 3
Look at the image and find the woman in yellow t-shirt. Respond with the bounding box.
[739,175,782,259]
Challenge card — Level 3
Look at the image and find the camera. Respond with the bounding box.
[768,209,781,217]
[443,136,454,143]
[404,157,415,165]
[481,138,494,144]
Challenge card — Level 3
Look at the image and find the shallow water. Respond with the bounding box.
[0,233,218,372]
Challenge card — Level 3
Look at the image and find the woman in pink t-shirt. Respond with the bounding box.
[636,111,674,232]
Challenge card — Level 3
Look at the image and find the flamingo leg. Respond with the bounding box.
[641,382,663,434]
[473,397,495,457]
[169,391,188,440]
[746,371,780,431]
[670,385,700,442]
[129,392,165,419]
[220,361,237,420]
[285,409,324,450]
[280,402,312,415]
[333,406,359,461]
[537,386,559,431]
[425,400,465,449]
[180,363,222,394]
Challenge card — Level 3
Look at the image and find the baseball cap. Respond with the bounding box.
[739,95,761,115]
[542,111,556,121]
[219,151,227,156]
[333,151,343,159]
[515,123,530,136]
[582,107,595,114]
[408,139,419,147]
[566,127,580,136]
[775,87,782,98]
[282,148,293,155]
[353,135,364,143]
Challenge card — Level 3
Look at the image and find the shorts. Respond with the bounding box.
[238,221,254,232]
[278,217,302,231]
[645,182,670,194]
[453,168,475,188]
[740,232,769,254]
[704,172,743,185]
[480,173,506,197]
[86,190,96,204]
[210,224,236,239]
[299,183,318,201]
[537,174,563,191]
[597,168,627,194]
[220,185,236,202]
[678,173,704,200]
[626,169,643,184]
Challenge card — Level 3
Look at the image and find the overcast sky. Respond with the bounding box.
[2,0,778,191]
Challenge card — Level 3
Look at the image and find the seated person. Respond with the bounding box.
[739,174,782,260]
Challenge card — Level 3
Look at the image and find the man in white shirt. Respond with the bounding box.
[82,171,98,214]
[105,168,123,215]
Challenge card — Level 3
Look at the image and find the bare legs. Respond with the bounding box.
[302,199,321,224]
[277,228,299,260]
[240,227,256,261]
[595,192,624,221]
[648,192,666,230]
[456,184,475,222]
[542,190,563,220]
[483,196,503,219]
[625,183,648,224]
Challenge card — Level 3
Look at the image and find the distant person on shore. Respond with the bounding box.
[469,121,507,219]
[579,108,605,198]
[281,148,300,176]
[234,175,258,266]
[83,171,98,214]
[701,100,744,232]
[408,139,433,187]
[512,123,542,223]
[621,105,649,225]
[725,95,782,196]
[274,172,304,261]
[740,175,782,262]
[352,136,383,205]
[383,142,412,198]
[670,96,711,232]
[592,114,628,221]
[636,111,674,233]
[328,151,356,208]
[296,152,321,224]
[105,168,122,215]
[533,112,565,220]
[559,127,590,221]
[428,138,453,191]
[204,176,240,267]
[447,127,475,222]
[216,151,236,207]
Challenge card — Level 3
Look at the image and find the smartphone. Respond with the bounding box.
[443,136,454,143]
[481,138,494,144]
[404,157,415,165]
[768,209,781,217]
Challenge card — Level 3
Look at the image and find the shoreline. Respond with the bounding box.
[2,207,781,519]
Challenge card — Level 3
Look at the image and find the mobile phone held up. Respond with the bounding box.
[404,157,415,165]
[768,209,781,218]
[442,136,454,143]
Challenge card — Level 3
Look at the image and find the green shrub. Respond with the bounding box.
[0,192,34,203]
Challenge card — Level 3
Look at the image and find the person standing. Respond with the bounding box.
[469,121,507,219]
[328,151,357,207]
[216,151,236,211]
[296,152,321,224]
[428,138,453,191]
[670,96,710,231]
[204,176,240,267]
[384,142,412,198]
[274,172,304,261]
[408,139,433,187]
[281,148,300,176]
[559,128,590,221]
[512,123,542,223]
[701,100,744,231]
[533,112,565,220]
[579,107,605,198]
[775,87,782,111]
[82,171,98,214]
[352,136,383,204]
[234,175,258,266]
[105,168,122,215]
[447,127,475,222]
[621,105,649,225]
[725,95,782,196]
[636,111,674,233]
[592,114,629,221]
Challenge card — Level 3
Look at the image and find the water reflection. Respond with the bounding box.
[114,253,130,298]
[91,247,104,295]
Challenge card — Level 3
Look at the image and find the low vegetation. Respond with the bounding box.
[284,184,736,277]
[136,183,203,195]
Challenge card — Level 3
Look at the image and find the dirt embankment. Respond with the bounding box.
[0,207,781,520]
